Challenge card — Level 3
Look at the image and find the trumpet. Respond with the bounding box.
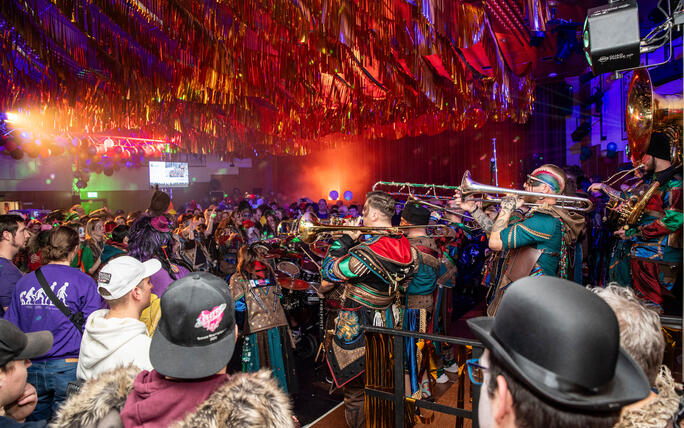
[296,214,452,244]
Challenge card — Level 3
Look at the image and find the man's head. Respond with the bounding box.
[0,215,29,256]
[524,164,566,203]
[150,272,236,379]
[592,284,664,386]
[348,205,359,217]
[97,256,161,312]
[362,191,395,227]
[0,320,52,407]
[468,277,649,428]
[640,131,673,172]
[110,225,130,245]
[70,204,86,218]
[400,202,430,230]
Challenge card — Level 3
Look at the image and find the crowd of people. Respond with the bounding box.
[0,130,681,427]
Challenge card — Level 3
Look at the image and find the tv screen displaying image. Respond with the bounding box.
[149,161,189,187]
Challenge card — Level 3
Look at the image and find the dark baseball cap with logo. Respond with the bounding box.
[0,319,53,366]
[150,272,236,379]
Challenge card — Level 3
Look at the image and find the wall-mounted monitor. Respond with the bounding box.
[149,161,189,187]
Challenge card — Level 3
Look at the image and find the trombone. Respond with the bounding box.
[373,171,594,213]
[296,214,452,244]
[460,171,594,212]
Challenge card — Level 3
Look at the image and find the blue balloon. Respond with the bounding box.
[343,190,353,201]
[606,142,617,152]
[329,190,339,200]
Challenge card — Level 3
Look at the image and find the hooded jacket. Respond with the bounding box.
[77,310,152,380]
[51,366,294,428]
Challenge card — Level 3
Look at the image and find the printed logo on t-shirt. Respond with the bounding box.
[194,304,226,332]
[19,282,69,306]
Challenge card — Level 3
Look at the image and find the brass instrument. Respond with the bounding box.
[626,68,682,165]
[604,68,682,228]
[296,214,452,244]
[372,181,461,200]
[459,171,595,212]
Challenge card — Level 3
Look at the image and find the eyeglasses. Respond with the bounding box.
[525,174,547,188]
[466,358,488,385]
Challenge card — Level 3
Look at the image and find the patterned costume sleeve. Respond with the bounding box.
[640,178,683,240]
[499,213,559,250]
[229,275,245,300]
[321,235,371,282]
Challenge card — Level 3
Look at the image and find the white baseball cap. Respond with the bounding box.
[97,256,162,300]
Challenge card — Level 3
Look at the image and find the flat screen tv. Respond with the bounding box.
[149,161,189,188]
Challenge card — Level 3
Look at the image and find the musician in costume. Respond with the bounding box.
[399,203,439,399]
[455,164,585,315]
[591,132,682,313]
[320,191,416,428]
[229,244,298,393]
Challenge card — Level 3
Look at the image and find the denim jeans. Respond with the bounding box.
[26,359,77,421]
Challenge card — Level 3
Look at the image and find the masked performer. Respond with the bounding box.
[229,244,298,393]
[320,191,416,428]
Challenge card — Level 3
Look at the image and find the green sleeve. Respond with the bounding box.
[81,245,95,273]
[500,215,558,250]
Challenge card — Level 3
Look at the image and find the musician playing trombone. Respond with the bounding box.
[319,191,417,428]
[453,164,585,315]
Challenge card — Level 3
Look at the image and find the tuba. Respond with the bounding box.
[606,68,682,228]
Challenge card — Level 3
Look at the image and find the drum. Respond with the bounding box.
[276,260,300,277]
[299,259,321,284]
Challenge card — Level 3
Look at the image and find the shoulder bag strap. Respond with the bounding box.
[35,267,84,333]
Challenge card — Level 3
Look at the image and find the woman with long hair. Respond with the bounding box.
[229,244,297,394]
[127,215,190,297]
[5,226,100,421]
[84,218,105,271]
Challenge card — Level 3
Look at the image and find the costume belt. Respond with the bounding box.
[345,283,395,310]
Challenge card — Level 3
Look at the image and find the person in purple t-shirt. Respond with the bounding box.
[0,215,30,316]
[5,226,100,421]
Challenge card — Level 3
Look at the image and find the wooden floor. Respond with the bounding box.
[308,370,474,428]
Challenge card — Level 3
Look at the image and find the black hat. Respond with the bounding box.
[148,191,171,216]
[0,320,53,366]
[150,272,236,379]
[646,131,672,161]
[401,202,430,225]
[467,276,649,411]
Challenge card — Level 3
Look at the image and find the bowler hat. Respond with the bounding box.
[467,276,649,411]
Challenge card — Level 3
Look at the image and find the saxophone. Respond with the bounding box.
[614,165,680,230]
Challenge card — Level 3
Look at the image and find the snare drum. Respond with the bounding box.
[276,260,300,277]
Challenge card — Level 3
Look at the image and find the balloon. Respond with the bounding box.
[103,167,114,176]
[329,190,339,200]
[343,190,353,201]
[10,149,23,160]
[39,147,51,158]
[580,146,592,161]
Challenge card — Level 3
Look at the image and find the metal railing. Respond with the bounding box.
[362,326,484,428]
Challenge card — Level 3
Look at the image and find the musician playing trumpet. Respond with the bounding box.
[589,132,682,313]
[453,164,585,315]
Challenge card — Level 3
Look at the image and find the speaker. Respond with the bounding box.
[583,0,640,75]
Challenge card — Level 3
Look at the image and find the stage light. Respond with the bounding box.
[583,0,640,75]
[4,112,18,123]
[45,179,51,185]
[329,190,339,200]
[571,121,591,142]
[343,190,353,201]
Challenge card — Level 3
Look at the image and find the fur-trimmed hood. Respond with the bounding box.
[51,364,138,428]
[51,366,294,428]
[171,369,294,428]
